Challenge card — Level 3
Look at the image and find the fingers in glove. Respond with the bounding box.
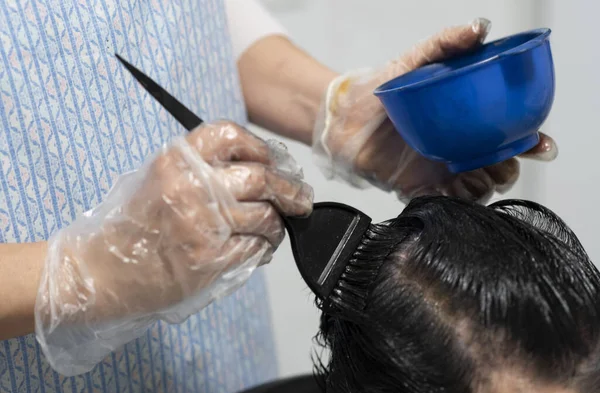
[224,202,285,248]
[154,165,232,252]
[187,121,272,165]
[483,158,520,194]
[194,235,273,276]
[215,163,314,217]
[433,18,491,59]
[219,235,274,269]
[395,185,442,204]
[196,236,272,286]
[127,148,210,230]
[450,170,495,202]
[199,235,273,275]
[376,19,492,100]
[518,132,558,161]
[157,166,288,247]
[401,18,491,71]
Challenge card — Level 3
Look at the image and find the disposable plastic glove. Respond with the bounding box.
[313,18,558,203]
[35,121,313,376]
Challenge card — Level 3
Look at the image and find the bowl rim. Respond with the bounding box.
[373,28,552,95]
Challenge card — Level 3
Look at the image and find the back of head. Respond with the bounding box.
[315,196,600,393]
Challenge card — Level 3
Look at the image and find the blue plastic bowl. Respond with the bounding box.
[373,28,555,173]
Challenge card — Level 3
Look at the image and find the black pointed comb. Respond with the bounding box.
[116,54,373,303]
[115,54,203,131]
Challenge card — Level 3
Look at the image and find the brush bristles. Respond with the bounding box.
[319,221,416,320]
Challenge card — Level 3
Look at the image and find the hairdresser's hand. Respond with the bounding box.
[35,121,313,376]
[313,18,558,203]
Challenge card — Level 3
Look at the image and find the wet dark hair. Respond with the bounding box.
[314,196,600,392]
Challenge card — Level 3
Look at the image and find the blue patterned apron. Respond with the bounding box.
[0,0,278,391]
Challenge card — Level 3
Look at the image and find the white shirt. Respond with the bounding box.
[225,0,288,60]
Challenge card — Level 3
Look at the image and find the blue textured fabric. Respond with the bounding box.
[0,0,279,391]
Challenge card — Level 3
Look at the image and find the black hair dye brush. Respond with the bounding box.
[116,54,374,305]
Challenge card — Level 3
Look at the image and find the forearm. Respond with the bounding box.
[238,35,338,145]
[0,242,47,340]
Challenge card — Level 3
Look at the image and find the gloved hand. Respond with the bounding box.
[313,18,558,203]
[35,121,313,376]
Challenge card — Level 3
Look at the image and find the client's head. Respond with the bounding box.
[314,196,600,393]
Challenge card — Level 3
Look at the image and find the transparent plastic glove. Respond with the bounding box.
[313,18,558,203]
[35,121,313,376]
